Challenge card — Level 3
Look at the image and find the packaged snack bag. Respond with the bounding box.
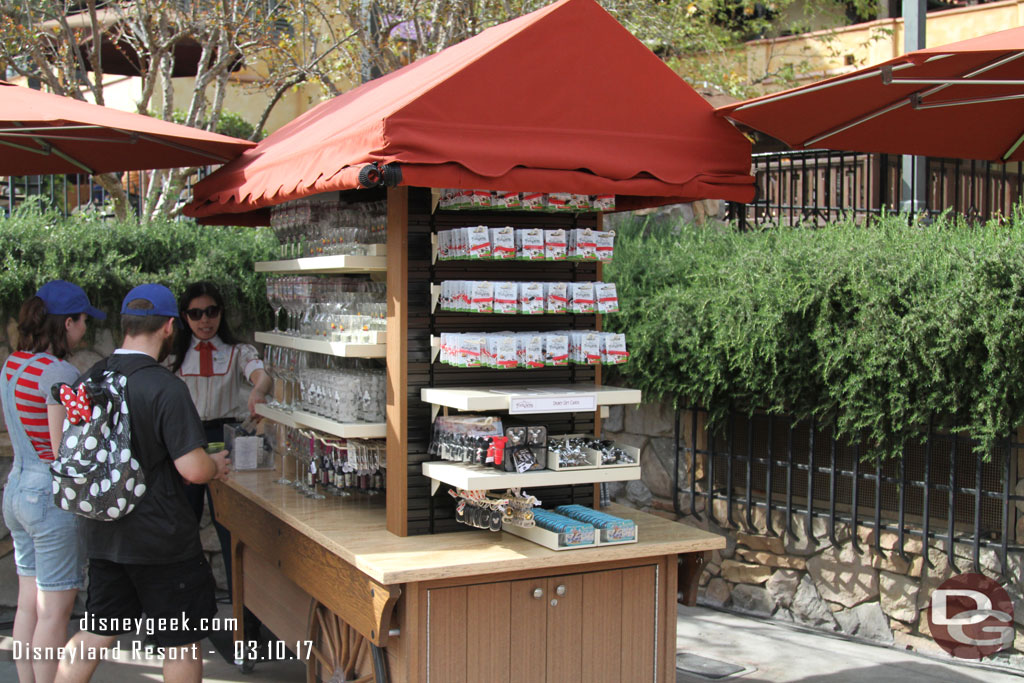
[469,189,491,207]
[580,332,602,365]
[544,229,567,261]
[490,335,518,369]
[595,282,619,314]
[462,335,484,368]
[592,194,616,211]
[520,333,545,368]
[570,228,598,260]
[546,193,573,211]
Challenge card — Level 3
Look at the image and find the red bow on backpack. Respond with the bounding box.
[59,384,92,425]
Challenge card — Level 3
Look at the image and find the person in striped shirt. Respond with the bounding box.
[2,280,105,683]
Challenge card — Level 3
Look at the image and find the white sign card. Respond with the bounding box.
[508,393,597,415]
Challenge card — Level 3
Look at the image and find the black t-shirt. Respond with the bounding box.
[79,352,207,564]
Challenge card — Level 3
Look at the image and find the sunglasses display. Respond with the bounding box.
[184,305,222,321]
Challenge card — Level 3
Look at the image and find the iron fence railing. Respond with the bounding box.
[2,168,211,218]
[727,150,1024,229]
[673,409,1023,579]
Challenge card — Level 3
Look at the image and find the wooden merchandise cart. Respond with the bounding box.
[211,186,726,682]
[191,1,757,680]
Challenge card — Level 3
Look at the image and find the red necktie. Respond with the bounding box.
[196,341,215,377]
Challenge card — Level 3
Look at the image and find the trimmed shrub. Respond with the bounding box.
[0,199,276,332]
[606,210,1024,459]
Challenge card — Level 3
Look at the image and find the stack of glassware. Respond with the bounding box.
[265,276,385,340]
[268,423,386,498]
[263,347,385,424]
[269,198,386,258]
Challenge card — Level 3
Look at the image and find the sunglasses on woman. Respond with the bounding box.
[184,305,222,321]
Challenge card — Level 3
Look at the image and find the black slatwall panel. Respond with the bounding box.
[404,188,598,534]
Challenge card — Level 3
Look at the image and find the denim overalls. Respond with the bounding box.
[1,354,85,590]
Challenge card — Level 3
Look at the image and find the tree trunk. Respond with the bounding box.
[93,173,131,221]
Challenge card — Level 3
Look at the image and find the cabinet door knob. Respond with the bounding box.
[556,584,567,596]
[532,588,544,599]
[550,599,558,607]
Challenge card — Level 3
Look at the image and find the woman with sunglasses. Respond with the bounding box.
[2,280,105,683]
[170,281,271,650]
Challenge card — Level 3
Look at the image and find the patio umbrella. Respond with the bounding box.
[0,81,254,175]
[716,26,1024,162]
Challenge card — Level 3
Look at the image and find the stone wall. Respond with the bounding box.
[603,401,1024,670]
[0,319,230,623]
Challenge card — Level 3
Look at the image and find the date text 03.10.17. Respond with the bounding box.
[234,639,314,662]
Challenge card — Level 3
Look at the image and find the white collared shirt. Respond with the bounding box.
[174,335,263,421]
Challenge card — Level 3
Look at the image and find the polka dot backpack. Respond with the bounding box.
[51,367,147,521]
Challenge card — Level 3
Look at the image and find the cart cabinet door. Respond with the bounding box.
[426,564,659,683]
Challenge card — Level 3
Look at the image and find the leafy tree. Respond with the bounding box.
[0,0,359,221]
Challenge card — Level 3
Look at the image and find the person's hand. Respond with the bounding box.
[210,449,231,481]
[247,388,267,419]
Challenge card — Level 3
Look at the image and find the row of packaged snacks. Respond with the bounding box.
[439,189,615,213]
[437,226,614,262]
[437,331,628,368]
[438,280,618,315]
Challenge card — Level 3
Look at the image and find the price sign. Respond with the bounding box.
[508,393,597,415]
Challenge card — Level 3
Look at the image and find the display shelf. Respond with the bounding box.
[421,384,640,418]
[422,460,640,495]
[255,331,386,357]
[256,404,386,439]
[254,250,386,274]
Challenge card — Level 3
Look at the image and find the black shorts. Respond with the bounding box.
[85,554,218,648]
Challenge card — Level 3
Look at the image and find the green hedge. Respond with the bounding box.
[0,199,277,333]
[605,210,1024,459]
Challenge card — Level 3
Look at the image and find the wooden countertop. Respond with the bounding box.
[216,468,725,585]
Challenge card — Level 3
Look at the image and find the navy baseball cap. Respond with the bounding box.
[121,284,179,318]
[36,280,107,320]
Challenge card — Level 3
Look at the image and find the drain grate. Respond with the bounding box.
[676,652,748,680]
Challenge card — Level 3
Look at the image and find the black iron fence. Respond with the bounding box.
[727,150,1024,228]
[2,168,210,218]
[673,409,1023,579]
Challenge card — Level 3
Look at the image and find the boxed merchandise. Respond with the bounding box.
[544,229,567,261]
[554,504,637,543]
[521,192,545,210]
[490,227,516,259]
[493,282,519,314]
[519,282,545,315]
[485,334,518,369]
[545,282,569,314]
[544,333,570,366]
[568,228,598,260]
[470,281,495,314]
[533,509,596,547]
[546,193,574,212]
[466,225,491,258]
[518,333,545,369]
[546,434,601,470]
[517,228,545,260]
[569,282,596,314]
[595,282,619,314]
[600,332,629,365]
[570,331,602,365]
[595,230,615,262]
[592,194,616,211]
[491,191,521,209]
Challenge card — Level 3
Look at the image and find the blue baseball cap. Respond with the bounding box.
[36,280,107,320]
[121,284,179,318]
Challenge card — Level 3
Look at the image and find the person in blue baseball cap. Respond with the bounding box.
[57,283,229,683]
[1,279,104,683]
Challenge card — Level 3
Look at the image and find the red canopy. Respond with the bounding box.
[186,0,755,224]
[0,81,254,175]
[717,26,1024,162]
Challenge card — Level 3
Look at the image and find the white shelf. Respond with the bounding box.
[256,404,386,439]
[420,384,640,416]
[255,251,386,274]
[254,331,386,357]
[422,460,640,495]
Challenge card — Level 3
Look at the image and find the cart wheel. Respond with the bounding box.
[307,601,378,683]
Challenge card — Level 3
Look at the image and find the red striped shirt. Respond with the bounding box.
[4,351,57,460]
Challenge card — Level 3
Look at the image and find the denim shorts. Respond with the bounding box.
[2,468,85,591]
